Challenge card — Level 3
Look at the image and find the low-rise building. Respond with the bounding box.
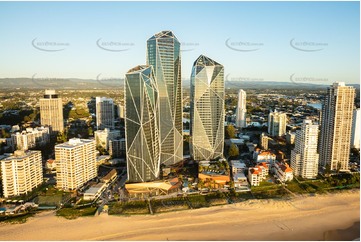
[248,163,269,186]
[101,169,117,184]
[83,183,107,201]
[46,159,56,170]
[230,160,246,173]
[273,161,293,183]
[256,151,276,167]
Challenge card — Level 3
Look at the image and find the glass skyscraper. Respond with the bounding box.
[190,55,224,161]
[125,65,160,182]
[147,31,183,166]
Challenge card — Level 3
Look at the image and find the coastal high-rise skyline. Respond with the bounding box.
[39,90,64,134]
[147,30,183,166]
[235,89,247,128]
[125,65,160,183]
[268,110,287,137]
[96,97,115,130]
[190,55,224,161]
[291,119,319,179]
[319,82,355,171]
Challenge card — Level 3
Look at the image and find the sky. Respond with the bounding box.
[0,1,359,85]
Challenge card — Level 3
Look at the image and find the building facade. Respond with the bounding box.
[39,90,64,134]
[55,138,97,190]
[96,97,115,130]
[125,65,160,183]
[351,108,360,149]
[190,55,224,161]
[291,119,319,179]
[319,82,355,171]
[146,30,183,165]
[235,89,247,128]
[260,132,269,150]
[1,150,43,198]
[109,138,126,158]
[11,127,50,151]
[94,128,121,150]
[268,110,287,136]
[273,161,293,183]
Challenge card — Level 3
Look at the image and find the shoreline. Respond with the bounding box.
[0,189,359,241]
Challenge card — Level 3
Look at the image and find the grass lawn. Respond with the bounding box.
[56,206,97,219]
[108,201,150,215]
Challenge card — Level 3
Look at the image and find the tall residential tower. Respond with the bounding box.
[39,90,64,134]
[235,89,247,128]
[147,31,183,165]
[125,65,160,183]
[319,82,355,171]
[190,55,224,161]
[291,119,319,179]
[268,110,287,137]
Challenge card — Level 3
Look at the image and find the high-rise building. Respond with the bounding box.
[55,138,97,190]
[96,97,115,130]
[11,126,50,151]
[190,55,224,161]
[268,110,287,136]
[260,132,269,150]
[319,82,355,171]
[235,89,247,128]
[1,150,43,198]
[291,119,319,179]
[125,65,160,183]
[39,90,64,134]
[147,30,183,165]
[351,108,360,149]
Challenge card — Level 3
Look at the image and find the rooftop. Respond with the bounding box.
[55,138,94,149]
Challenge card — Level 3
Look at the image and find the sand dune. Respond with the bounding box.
[0,190,359,241]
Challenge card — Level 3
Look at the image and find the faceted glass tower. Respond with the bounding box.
[125,65,160,183]
[319,82,355,171]
[146,31,183,166]
[235,89,246,128]
[190,55,224,161]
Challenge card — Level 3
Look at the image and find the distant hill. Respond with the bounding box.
[0,78,359,90]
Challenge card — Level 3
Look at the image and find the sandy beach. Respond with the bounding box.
[0,190,359,241]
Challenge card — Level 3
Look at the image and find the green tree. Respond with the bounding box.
[225,124,236,139]
[325,163,331,176]
[228,144,239,158]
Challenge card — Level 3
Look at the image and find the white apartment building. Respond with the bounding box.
[255,151,277,167]
[319,82,355,171]
[94,128,121,150]
[291,119,319,179]
[248,163,268,186]
[55,138,97,191]
[268,109,287,136]
[273,161,293,183]
[1,150,43,198]
[11,126,50,151]
[235,89,247,128]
